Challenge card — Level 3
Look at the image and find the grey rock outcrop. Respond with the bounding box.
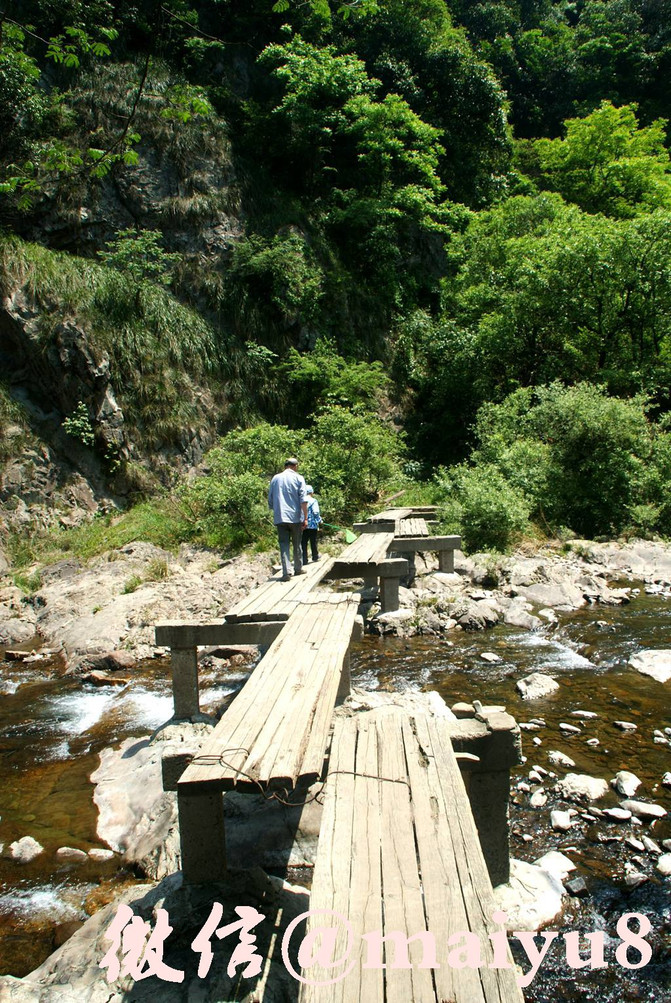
[516,673,560,700]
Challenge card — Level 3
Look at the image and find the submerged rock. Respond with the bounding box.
[548,751,575,768]
[516,672,560,700]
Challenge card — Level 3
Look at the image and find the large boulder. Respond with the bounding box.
[555,773,609,802]
[628,650,671,684]
[493,858,564,931]
[516,673,560,700]
[515,581,585,609]
[0,870,310,1003]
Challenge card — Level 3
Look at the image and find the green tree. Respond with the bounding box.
[469,383,658,537]
[342,0,512,205]
[448,194,671,401]
[280,339,389,420]
[301,405,404,519]
[97,228,182,284]
[518,101,671,217]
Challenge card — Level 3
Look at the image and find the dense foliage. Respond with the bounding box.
[3,0,671,552]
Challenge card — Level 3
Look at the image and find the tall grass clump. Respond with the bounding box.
[0,234,225,446]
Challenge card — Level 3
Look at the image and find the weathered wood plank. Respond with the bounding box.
[350,715,384,1003]
[179,596,359,791]
[418,714,524,1003]
[224,558,334,622]
[301,709,523,1003]
[246,603,344,787]
[377,712,435,1003]
[368,507,414,524]
[402,713,487,1003]
[390,534,462,552]
[301,720,358,1003]
[397,517,429,537]
[334,531,394,564]
[180,602,322,788]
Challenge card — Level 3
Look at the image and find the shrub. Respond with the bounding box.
[184,471,274,551]
[122,574,143,594]
[301,406,404,520]
[280,338,389,421]
[181,412,403,550]
[460,383,671,539]
[437,464,531,553]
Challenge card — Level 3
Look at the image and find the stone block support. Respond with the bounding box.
[465,769,512,887]
[336,648,351,705]
[448,710,522,886]
[377,558,408,612]
[438,549,455,573]
[178,788,227,883]
[171,647,199,720]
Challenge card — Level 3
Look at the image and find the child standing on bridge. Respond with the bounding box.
[302,485,322,564]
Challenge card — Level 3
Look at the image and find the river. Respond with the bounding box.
[0,585,670,1000]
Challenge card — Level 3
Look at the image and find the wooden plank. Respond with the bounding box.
[225,558,332,622]
[401,713,484,1003]
[155,621,284,647]
[415,715,523,1003]
[390,534,461,553]
[376,711,436,1003]
[368,507,414,524]
[303,709,522,1003]
[397,517,429,537]
[299,604,358,778]
[349,715,384,1003]
[179,596,358,791]
[244,602,342,788]
[180,601,322,788]
[200,602,328,787]
[300,719,358,1003]
[338,532,393,564]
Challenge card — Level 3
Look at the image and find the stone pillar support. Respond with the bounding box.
[177,788,227,884]
[336,647,351,705]
[170,647,200,719]
[378,558,408,612]
[448,710,522,886]
[438,549,455,573]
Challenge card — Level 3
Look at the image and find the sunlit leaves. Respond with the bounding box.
[45,25,118,68]
[518,101,671,217]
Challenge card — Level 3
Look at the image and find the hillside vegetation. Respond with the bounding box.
[2,0,671,562]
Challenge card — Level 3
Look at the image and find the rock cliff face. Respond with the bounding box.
[1,61,245,535]
[1,289,130,531]
[0,278,223,532]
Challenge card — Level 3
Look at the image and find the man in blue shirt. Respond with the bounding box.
[268,457,308,580]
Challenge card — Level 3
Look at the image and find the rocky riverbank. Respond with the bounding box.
[3,536,671,672]
[1,536,670,1000]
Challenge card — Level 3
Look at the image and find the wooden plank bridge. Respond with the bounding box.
[155,507,524,1002]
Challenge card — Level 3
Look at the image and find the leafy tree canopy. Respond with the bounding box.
[517,101,671,216]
